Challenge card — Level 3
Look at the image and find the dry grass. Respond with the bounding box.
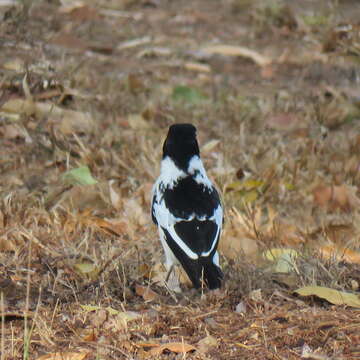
[1,0,360,359]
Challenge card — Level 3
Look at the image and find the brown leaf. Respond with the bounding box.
[1,124,25,140]
[51,33,88,51]
[202,44,272,66]
[219,207,259,260]
[0,234,16,252]
[128,73,146,94]
[58,2,86,14]
[0,209,4,230]
[135,284,159,302]
[108,180,122,210]
[295,286,360,308]
[319,244,360,264]
[260,64,274,79]
[273,221,304,246]
[313,184,360,211]
[127,113,150,130]
[219,235,258,260]
[2,58,25,71]
[266,112,301,131]
[149,342,196,355]
[123,198,148,226]
[96,218,128,236]
[201,139,220,153]
[81,328,96,342]
[134,183,154,207]
[313,185,332,208]
[36,352,89,360]
[61,185,108,212]
[184,62,211,73]
[197,335,218,354]
[64,4,99,22]
[0,311,33,320]
[0,98,94,134]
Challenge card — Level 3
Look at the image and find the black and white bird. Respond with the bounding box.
[151,123,223,290]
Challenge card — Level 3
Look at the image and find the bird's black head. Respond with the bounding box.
[163,123,200,171]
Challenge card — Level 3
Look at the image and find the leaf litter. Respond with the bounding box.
[1,0,360,359]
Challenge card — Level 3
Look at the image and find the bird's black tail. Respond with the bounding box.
[183,255,223,290]
[199,256,223,289]
[162,228,223,290]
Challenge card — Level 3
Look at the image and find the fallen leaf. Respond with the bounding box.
[219,207,260,260]
[272,221,304,246]
[80,305,118,315]
[117,36,152,50]
[184,62,211,73]
[36,352,89,360]
[127,113,150,129]
[55,185,107,213]
[0,209,4,229]
[63,166,98,186]
[201,44,272,66]
[2,58,25,71]
[0,311,33,320]
[235,301,247,314]
[226,179,264,192]
[117,311,141,323]
[89,309,107,328]
[313,184,360,211]
[172,85,207,103]
[225,179,264,205]
[1,124,25,140]
[249,289,262,301]
[92,218,128,236]
[219,235,258,260]
[51,33,88,51]
[74,262,99,279]
[197,335,218,354]
[106,307,123,316]
[123,198,147,227]
[0,234,17,252]
[137,47,172,58]
[135,284,159,302]
[201,139,220,153]
[60,3,99,22]
[1,98,93,134]
[80,304,104,312]
[319,244,360,264]
[81,328,96,342]
[260,64,274,79]
[80,305,140,321]
[266,112,301,131]
[295,286,360,308]
[264,248,298,273]
[149,342,196,355]
[137,342,159,349]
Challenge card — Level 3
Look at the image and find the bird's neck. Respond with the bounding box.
[160,155,211,189]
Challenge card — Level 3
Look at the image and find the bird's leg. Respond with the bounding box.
[200,267,205,297]
[165,264,174,283]
[164,263,181,293]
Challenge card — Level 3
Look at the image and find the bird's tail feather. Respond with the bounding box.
[199,256,223,290]
[161,228,223,289]
[182,255,223,290]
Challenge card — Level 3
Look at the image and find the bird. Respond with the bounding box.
[151,123,223,290]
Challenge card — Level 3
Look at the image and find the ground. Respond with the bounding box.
[1,0,360,359]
